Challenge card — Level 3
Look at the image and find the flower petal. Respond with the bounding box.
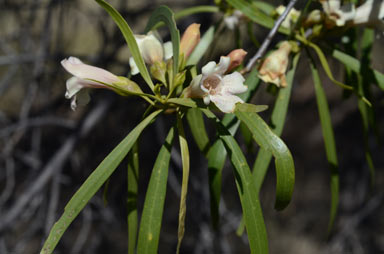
[129,57,140,75]
[61,57,119,85]
[65,77,85,99]
[214,56,230,75]
[202,61,217,75]
[163,41,173,60]
[184,74,206,98]
[70,89,91,111]
[210,93,244,113]
[135,33,164,64]
[221,72,247,94]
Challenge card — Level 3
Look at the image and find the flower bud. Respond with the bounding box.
[275,5,301,30]
[112,76,143,95]
[258,41,292,88]
[180,23,200,59]
[226,49,247,72]
[135,33,164,65]
[304,10,323,26]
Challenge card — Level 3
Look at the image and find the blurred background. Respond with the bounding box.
[0,0,384,253]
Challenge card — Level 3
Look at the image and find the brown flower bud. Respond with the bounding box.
[226,49,247,72]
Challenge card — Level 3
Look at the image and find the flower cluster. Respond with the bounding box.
[61,23,251,114]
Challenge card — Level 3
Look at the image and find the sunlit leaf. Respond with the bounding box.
[145,5,180,81]
[137,127,175,254]
[95,0,154,91]
[40,110,162,254]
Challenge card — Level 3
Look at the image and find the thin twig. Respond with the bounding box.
[243,0,298,73]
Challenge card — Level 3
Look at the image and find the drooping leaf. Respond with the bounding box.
[307,41,353,90]
[202,109,268,254]
[176,113,190,254]
[253,53,300,194]
[137,127,175,254]
[95,0,154,91]
[127,142,139,254]
[205,68,261,228]
[310,60,339,233]
[235,110,295,210]
[40,110,162,254]
[145,5,180,82]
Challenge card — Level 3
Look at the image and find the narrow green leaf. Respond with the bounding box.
[310,60,339,233]
[167,98,198,108]
[332,49,384,91]
[206,138,226,229]
[95,0,154,91]
[175,5,219,20]
[307,42,353,90]
[176,113,190,254]
[253,53,300,194]
[226,0,289,34]
[205,68,261,228]
[235,103,268,113]
[357,29,376,187]
[137,127,175,254]
[187,26,215,66]
[127,142,139,254]
[252,1,275,15]
[186,108,210,153]
[145,6,180,80]
[235,111,295,210]
[202,109,268,254]
[40,110,162,254]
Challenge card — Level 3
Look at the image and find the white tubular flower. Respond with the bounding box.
[276,5,301,30]
[61,57,119,110]
[129,32,173,75]
[185,56,247,113]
